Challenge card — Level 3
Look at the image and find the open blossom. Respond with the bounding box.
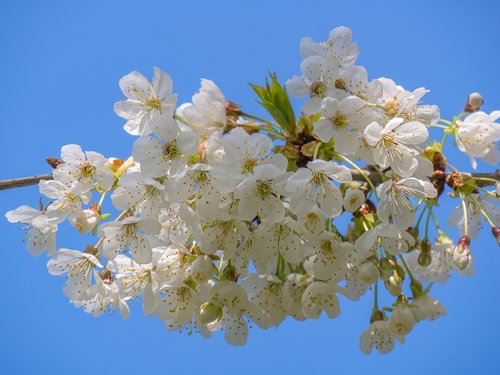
[73,270,130,319]
[177,79,227,138]
[286,55,336,115]
[299,26,358,75]
[107,250,170,316]
[356,223,415,258]
[412,294,446,322]
[287,159,352,218]
[114,67,177,136]
[53,144,115,191]
[6,205,62,256]
[47,248,103,301]
[364,117,429,177]
[234,164,290,223]
[448,194,500,239]
[99,216,160,264]
[377,177,437,229]
[303,233,351,281]
[360,320,405,355]
[220,127,287,175]
[111,171,167,219]
[371,77,439,124]
[301,281,340,320]
[241,274,289,327]
[456,111,500,169]
[206,281,263,346]
[313,95,373,149]
[132,125,198,178]
[389,304,416,336]
[287,26,360,113]
[39,180,92,220]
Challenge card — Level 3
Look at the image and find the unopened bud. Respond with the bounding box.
[453,236,471,270]
[421,239,431,252]
[492,227,500,246]
[378,258,395,281]
[418,239,433,266]
[199,302,222,325]
[385,272,402,296]
[46,157,64,169]
[418,250,432,267]
[464,92,484,113]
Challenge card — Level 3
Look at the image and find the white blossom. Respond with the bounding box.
[456,111,500,169]
[364,118,428,177]
[114,67,177,136]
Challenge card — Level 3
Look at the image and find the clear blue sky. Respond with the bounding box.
[1,1,499,374]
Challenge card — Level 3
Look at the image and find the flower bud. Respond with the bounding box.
[385,273,402,296]
[453,235,471,270]
[359,261,380,284]
[378,258,395,281]
[69,209,98,234]
[421,239,431,252]
[464,92,484,113]
[199,302,222,325]
[492,227,500,246]
[418,240,432,267]
[418,250,432,267]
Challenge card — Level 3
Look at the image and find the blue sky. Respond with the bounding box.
[1,0,499,374]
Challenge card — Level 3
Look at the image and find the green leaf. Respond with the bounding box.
[249,73,297,136]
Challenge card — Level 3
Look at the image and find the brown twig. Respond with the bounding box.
[0,174,53,190]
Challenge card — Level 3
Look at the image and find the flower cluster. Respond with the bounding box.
[6,26,500,353]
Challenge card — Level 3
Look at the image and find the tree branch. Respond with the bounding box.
[0,169,498,191]
[0,174,53,190]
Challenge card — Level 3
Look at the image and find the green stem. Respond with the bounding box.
[430,209,441,231]
[174,113,189,125]
[458,192,469,236]
[399,255,417,284]
[240,111,274,125]
[414,202,429,230]
[471,197,496,228]
[333,152,377,197]
[424,204,433,240]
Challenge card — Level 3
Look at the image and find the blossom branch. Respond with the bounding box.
[1,168,498,191]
